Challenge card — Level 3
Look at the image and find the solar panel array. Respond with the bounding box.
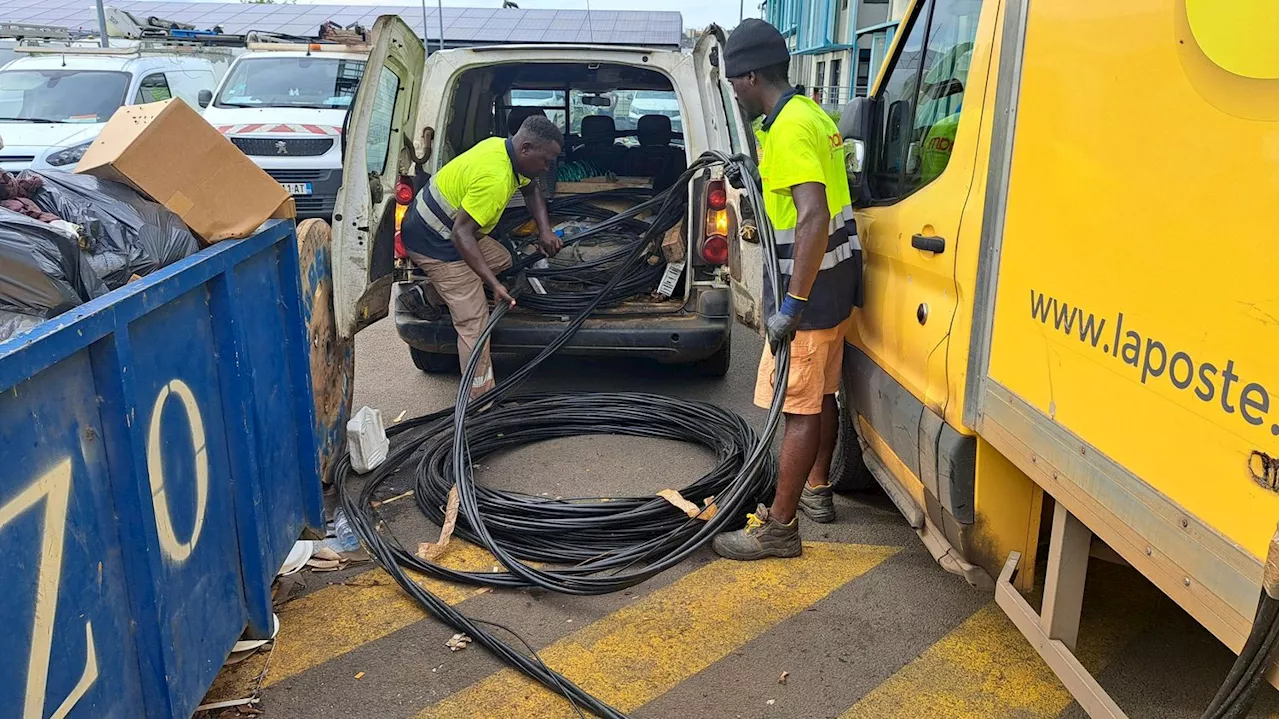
[0,0,683,47]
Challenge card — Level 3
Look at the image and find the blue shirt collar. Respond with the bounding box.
[504,138,522,181]
[761,88,800,132]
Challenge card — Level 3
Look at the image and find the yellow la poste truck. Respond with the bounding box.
[824,0,1277,712]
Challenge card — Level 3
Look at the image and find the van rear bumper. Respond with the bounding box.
[395,284,731,363]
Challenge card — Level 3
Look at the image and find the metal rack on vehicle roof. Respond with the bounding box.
[0,7,370,53]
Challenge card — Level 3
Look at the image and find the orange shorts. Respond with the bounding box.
[753,319,847,415]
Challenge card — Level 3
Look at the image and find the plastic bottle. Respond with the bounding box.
[331,508,360,552]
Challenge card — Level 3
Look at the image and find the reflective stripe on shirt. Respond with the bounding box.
[414,181,458,237]
[778,236,859,274]
[773,204,860,249]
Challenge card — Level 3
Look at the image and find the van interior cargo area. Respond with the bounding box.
[443,63,687,191]
[400,183,691,323]
[410,62,700,318]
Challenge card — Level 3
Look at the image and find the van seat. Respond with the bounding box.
[572,115,625,174]
[507,107,548,136]
[623,115,685,190]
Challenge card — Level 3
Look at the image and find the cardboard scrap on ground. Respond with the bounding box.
[657,489,718,521]
[417,485,460,560]
[306,545,343,572]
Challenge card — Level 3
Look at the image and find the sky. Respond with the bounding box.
[273,0,760,33]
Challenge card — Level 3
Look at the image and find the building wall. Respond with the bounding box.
[764,0,898,105]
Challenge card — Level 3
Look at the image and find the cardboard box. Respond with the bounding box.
[76,98,293,243]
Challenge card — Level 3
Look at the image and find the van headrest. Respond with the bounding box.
[581,115,616,144]
[637,114,672,146]
[507,107,548,136]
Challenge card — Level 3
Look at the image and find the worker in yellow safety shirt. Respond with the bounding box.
[920,110,960,184]
[712,19,863,560]
[400,116,565,398]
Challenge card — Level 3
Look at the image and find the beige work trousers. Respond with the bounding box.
[408,237,512,398]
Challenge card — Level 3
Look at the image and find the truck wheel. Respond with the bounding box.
[410,347,456,374]
[691,341,731,378]
[829,386,877,493]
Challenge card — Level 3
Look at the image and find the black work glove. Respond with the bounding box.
[765,293,807,352]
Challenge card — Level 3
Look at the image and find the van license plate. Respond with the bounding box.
[281,182,313,196]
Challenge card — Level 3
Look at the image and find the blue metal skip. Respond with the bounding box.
[0,221,324,719]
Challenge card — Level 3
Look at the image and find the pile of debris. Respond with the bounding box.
[0,96,293,344]
[0,169,201,342]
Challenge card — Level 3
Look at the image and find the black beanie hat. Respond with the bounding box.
[723,19,790,78]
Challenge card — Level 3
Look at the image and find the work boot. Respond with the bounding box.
[712,504,802,560]
[798,483,836,523]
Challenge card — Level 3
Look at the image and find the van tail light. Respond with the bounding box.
[700,179,730,265]
[700,235,729,264]
[707,184,727,211]
[394,177,415,205]
[394,229,407,259]
[394,182,410,260]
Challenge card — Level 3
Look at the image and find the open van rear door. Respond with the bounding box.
[332,16,425,337]
[693,27,763,329]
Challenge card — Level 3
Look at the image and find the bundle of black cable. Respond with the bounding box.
[339,152,788,718]
[498,187,682,314]
[414,392,776,565]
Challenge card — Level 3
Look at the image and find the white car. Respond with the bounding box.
[202,49,367,221]
[627,89,683,137]
[0,51,220,172]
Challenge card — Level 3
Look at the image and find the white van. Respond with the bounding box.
[203,47,367,220]
[332,17,763,376]
[0,49,222,171]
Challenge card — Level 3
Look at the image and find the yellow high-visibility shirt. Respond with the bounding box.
[757,91,863,329]
[434,137,530,235]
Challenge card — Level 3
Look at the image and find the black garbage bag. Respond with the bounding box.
[26,171,199,289]
[0,308,43,343]
[0,208,107,333]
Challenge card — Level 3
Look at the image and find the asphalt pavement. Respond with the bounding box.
[203,317,1278,719]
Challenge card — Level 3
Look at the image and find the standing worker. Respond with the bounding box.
[712,19,863,560]
[400,116,565,398]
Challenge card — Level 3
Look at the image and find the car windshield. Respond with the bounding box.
[0,69,130,123]
[216,57,365,109]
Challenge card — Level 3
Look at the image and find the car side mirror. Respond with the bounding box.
[197,89,212,108]
[838,97,875,193]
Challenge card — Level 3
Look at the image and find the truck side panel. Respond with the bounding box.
[972,0,1277,651]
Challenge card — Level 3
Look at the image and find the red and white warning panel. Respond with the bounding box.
[216,124,341,136]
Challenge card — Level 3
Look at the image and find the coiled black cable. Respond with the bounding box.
[338,151,785,718]
[494,186,683,314]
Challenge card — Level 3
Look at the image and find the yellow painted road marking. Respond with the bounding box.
[204,541,498,701]
[840,568,1156,719]
[419,542,899,719]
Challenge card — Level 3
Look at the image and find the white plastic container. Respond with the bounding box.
[346,406,389,474]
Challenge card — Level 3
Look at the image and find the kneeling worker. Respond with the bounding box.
[713,20,863,560]
[400,116,565,398]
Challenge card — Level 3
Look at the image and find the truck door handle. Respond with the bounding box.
[911,234,946,253]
